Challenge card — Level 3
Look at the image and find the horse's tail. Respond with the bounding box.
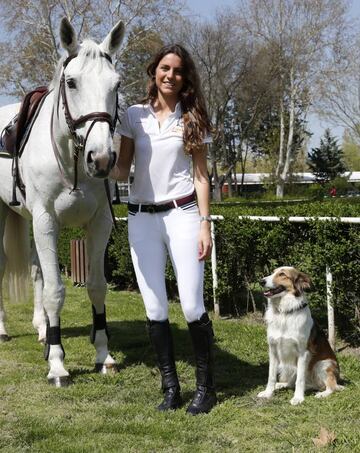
[3,209,31,303]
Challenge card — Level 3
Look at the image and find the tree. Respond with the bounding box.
[0,0,184,99]
[173,13,276,200]
[173,13,253,200]
[120,26,164,106]
[316,21,360,144]
[342,129,360,171]
[237,0,349,198]
[308,129,347,183]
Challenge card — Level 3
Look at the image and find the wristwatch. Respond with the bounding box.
[200,215,212,223]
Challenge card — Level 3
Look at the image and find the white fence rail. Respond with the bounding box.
[209,215,360,350]
[116,214,359,350]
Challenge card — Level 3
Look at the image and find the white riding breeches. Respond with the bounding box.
[128,206,206,323]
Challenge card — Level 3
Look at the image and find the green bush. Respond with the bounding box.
[58,198,360,344]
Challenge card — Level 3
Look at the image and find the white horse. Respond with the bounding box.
[0,18,125,386]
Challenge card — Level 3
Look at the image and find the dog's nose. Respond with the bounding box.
[260,278,266,287]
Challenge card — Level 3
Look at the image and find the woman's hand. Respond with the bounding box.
[109,164,121,180]
[198,221,212,261]
[109,135,134,181]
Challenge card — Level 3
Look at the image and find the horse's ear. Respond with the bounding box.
[100,20,125,56]
[60,17,78,55]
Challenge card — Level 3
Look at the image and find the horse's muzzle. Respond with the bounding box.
[86,150,116,178]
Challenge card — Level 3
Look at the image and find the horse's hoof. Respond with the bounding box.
[0,334,11,342]
[95,363,117,375]
[48,376,72,388]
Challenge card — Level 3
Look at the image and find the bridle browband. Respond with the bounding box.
[51,51,118,193]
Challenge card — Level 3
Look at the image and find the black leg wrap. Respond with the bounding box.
[44,319,65,360]
[146,318,182,411]
[90,305,110,344]
[186,312,217,415]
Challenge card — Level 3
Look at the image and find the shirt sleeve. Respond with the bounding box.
[119,108,134,139]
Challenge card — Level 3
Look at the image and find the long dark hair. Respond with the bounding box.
[143,44,211,153]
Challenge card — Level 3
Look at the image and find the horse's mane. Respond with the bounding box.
[50,40,108,90]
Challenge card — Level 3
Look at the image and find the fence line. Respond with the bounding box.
[231,215,360,349]
[115,214,360,350]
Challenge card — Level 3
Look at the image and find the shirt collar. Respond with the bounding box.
[148,101,182,119]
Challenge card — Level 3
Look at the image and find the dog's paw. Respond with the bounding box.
[290,396,304,405]
[315,390,332,398]
[257,390,273,399]
[275,383,288,390]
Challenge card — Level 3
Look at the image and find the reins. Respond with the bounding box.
[50,52,119,227]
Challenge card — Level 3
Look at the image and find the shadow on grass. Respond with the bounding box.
[61,320,267,398]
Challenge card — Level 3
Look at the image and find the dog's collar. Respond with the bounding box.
[279,301,308,314]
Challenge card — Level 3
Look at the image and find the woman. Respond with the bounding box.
[111,44,216,415]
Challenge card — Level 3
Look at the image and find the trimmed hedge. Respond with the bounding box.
[58,198,360,344]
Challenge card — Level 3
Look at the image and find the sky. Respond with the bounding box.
[1,0,360,150]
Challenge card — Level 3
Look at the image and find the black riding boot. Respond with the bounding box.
[187,313,217,415]
[146,318,182,411]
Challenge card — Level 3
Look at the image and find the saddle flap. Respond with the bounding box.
[0,86,49,158]
[15,86,49,151]
[0,115,18,156]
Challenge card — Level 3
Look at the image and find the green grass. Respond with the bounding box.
[1,280,359,452]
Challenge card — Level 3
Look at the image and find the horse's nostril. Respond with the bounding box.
[87,151,94,164]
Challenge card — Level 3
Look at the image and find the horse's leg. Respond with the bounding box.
[0,201,10,342]
[86,212,116,373]
[32,209,70,386]
[31,244,46,343]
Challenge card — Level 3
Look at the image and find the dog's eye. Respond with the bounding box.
[279,272,286,277]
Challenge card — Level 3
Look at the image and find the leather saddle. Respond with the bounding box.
[0,86,49,158]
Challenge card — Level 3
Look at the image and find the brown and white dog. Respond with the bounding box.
[257,266,343,405]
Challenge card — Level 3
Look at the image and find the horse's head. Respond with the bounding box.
[58,18,125,179]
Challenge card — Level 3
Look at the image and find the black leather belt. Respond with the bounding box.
[128,192,196,214]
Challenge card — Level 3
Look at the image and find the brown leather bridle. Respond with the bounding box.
[51,52,119,192]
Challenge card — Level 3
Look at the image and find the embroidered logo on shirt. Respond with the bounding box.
[170,125,183,136]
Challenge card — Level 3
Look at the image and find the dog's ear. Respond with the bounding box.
[294,272,311,296]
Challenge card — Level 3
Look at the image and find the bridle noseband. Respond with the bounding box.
[51,52,119,192]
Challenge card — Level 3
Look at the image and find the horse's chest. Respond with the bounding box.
[54,190,99,226]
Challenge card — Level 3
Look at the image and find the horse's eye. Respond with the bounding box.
[66,79,76,89]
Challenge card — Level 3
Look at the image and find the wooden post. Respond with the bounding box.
[326,265,336,350]
[70,239,88,285]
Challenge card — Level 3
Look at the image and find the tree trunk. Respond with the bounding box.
[211,155,222,201]
[227,174,233,197]
[276,94,286,198]
[280,68,296,196]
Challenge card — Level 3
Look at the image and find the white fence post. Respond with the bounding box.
[326,265,336,350]
[210,215,224,319]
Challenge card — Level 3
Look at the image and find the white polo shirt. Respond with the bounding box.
[119,103,211,204]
